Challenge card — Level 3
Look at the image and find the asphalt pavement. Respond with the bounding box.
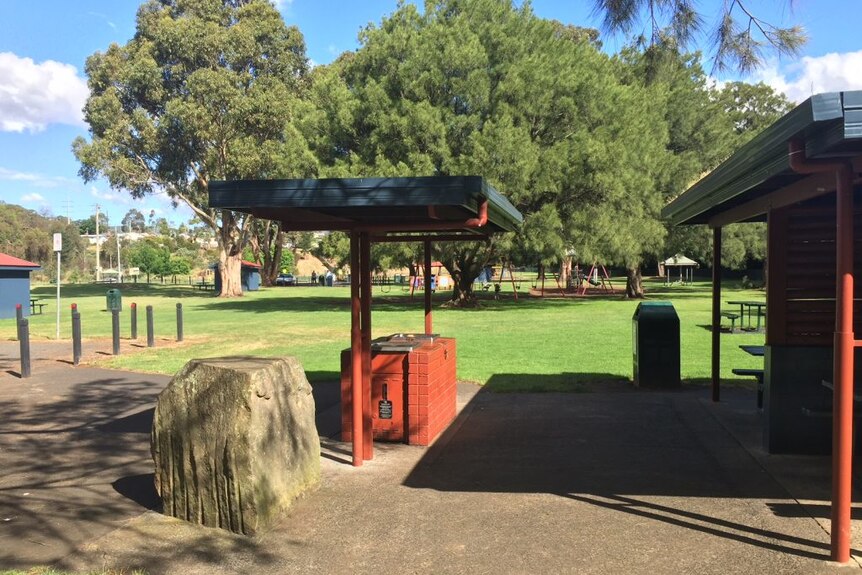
[1,339,860,574]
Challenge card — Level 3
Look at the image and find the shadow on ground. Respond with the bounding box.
[402,381,858,561]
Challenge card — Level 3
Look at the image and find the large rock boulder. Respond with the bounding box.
[152,356,320,535]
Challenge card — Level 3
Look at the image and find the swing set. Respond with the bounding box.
[484,261,521,300]
[529,262,615,297]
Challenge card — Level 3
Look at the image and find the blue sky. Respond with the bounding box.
[1,0,860,228]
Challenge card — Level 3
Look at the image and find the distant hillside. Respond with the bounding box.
[0,201,85,271]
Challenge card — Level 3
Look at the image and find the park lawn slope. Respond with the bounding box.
[0,279,766,392]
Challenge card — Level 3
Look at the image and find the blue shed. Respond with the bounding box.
[0,253,41,319]
[210,260,262,292]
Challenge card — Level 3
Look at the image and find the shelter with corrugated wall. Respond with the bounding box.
[210,260,262,292]
[662,91,862,562]
[0,253,41,319]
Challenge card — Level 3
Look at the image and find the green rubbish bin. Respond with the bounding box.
[632,301,680,388]
[106,289,122,312]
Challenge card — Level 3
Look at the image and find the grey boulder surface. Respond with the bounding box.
[152,356,320,535]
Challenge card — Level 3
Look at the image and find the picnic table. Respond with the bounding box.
[726,300,766,331]
[733,344,765,409]
[195,282,214,291]
[30,298,46,315]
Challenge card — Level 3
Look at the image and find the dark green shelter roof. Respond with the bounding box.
[663,91,862,226]
[209,176,522,237]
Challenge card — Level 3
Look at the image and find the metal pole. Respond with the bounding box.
[176,303,184,342]
[56,250,61,339]
[360,232,373,461]
[112,309,120,355]
[424,240,432,335]
[131,302,137,339]
[349,232,363,467]
[146,305,154,348]
[831,164,854,563]
[71,304,81,366]
[19,318,30,378]
[95,204,101,282]
[711,226,721,403]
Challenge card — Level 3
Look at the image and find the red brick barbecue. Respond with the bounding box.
[341,334,457,446]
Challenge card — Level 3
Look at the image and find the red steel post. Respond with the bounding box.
[788,140,855,562]
[349,232,363,466]
[424,240,433,334]
[711,226,721,403]
[831,164,854,562]
[360,232,373,461]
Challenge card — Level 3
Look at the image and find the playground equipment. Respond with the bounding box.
[575,263,615,295]
[529,262,615,297]
[409,261,445,299]
[490,261,521,300]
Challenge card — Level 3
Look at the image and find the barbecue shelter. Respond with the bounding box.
[663,91,862,562]
[209,175,522,464]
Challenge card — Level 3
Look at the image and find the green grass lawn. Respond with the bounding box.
[1,277,766,391]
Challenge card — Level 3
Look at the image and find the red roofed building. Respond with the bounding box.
[0,253,41,319]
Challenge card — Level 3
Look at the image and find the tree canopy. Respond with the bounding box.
[309,0,671,300]
[73,0,317,296]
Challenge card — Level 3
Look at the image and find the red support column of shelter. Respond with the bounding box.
[349,232,363,467]
[832,163,854,562]
[360,232,373,461]
[711,226,721,403]
[787,140,855,562]
[424,240,432,335]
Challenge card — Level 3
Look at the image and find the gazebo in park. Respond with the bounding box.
[209,176,523,464]
[660,254,698,285]
[663,91,862,563]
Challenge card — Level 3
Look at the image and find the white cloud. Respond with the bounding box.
[272,0,293,11]
[90,186,131,205]
[0,166,69,188]
[755,50,862,103]
[20,192,46,204]
[0,52,89,133]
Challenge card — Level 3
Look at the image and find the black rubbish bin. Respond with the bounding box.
[106,289,122,312]
[632,301,680,388]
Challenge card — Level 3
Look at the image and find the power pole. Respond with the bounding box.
[95,204,101,282]
[62,194,72,224]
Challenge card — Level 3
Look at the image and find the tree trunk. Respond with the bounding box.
[217,210,245,297]
[625,265,644,298]
[219,249,243,297]
[561,257,573,289]
[450,267,475,304]
[441,247,487,307]
[260,225,283,286]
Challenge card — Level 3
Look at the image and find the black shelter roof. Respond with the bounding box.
[663,91,862,226]
[209,176,522,237]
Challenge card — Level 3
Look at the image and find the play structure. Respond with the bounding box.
[481,261,521,300]
[528,262,615,297]
[408,260,449,298]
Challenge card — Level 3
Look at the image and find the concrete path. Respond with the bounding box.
[1,341,861,573]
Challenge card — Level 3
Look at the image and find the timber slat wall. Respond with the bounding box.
[768,195,862,346]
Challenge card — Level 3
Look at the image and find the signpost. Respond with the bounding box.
[53,232,62,339]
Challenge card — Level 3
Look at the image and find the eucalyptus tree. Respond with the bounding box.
[73,0,317,296]
[311,0,668,301]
